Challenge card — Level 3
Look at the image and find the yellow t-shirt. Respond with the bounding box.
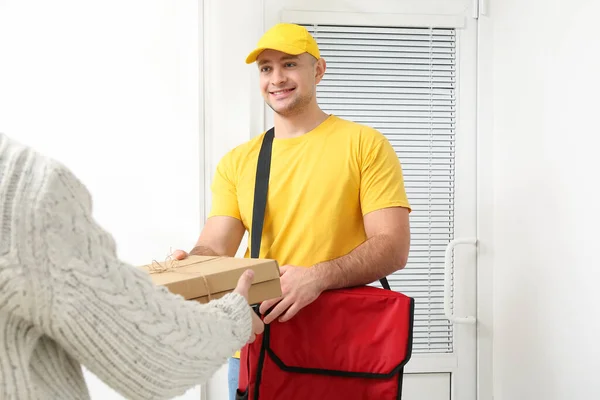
[209,115,411,357]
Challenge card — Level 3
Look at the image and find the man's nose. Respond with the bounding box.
[270,68,286,86]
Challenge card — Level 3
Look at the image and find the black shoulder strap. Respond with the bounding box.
[380,276,391,290]
[250,126,391,290]
[251,128,275,259]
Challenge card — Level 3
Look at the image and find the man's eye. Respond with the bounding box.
[285,63,296,67]
[261,67,271,72]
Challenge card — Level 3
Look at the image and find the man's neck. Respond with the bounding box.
[273,106,329,139]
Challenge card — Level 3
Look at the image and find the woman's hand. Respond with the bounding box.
[233,269,265,343]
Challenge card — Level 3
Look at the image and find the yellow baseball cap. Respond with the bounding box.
[245,23,320,64]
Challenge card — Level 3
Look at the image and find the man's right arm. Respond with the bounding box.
[173,216,246,259]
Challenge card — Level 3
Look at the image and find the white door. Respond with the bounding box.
[257,1,480,399]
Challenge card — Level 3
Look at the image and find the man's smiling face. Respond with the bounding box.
[257,49,321,117]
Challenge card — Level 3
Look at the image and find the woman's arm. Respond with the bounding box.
[29,161,252,400]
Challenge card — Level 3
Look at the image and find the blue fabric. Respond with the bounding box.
[227,357,240,400]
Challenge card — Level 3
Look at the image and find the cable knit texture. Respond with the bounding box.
[0,133,253,399]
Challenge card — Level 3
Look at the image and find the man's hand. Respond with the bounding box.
[258,265,324,324]
[171,249,188,260]
[233,269,265,344]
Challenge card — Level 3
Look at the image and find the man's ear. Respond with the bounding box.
[314,58,327,84]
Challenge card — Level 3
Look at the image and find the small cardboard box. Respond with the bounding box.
[139,255,281,305]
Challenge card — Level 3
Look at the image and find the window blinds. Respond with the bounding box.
[302,24,457,354]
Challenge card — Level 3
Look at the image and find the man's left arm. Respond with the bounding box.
[312,205,410,291]
[261,206,410,324]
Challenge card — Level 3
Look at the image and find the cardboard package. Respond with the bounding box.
[139,255,281,305]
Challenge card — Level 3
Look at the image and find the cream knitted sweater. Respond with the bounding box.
[0,133,253,399]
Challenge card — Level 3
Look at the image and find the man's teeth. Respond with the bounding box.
[273,89,292,94]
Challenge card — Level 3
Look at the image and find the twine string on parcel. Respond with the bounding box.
[147,248,225,301]
[147,249,179,274]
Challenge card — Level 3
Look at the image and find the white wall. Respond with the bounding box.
[0,0,203,399]
[482,0,600,399]
[202,0,265,216]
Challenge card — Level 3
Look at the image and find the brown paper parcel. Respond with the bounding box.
[139,255,281,305]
